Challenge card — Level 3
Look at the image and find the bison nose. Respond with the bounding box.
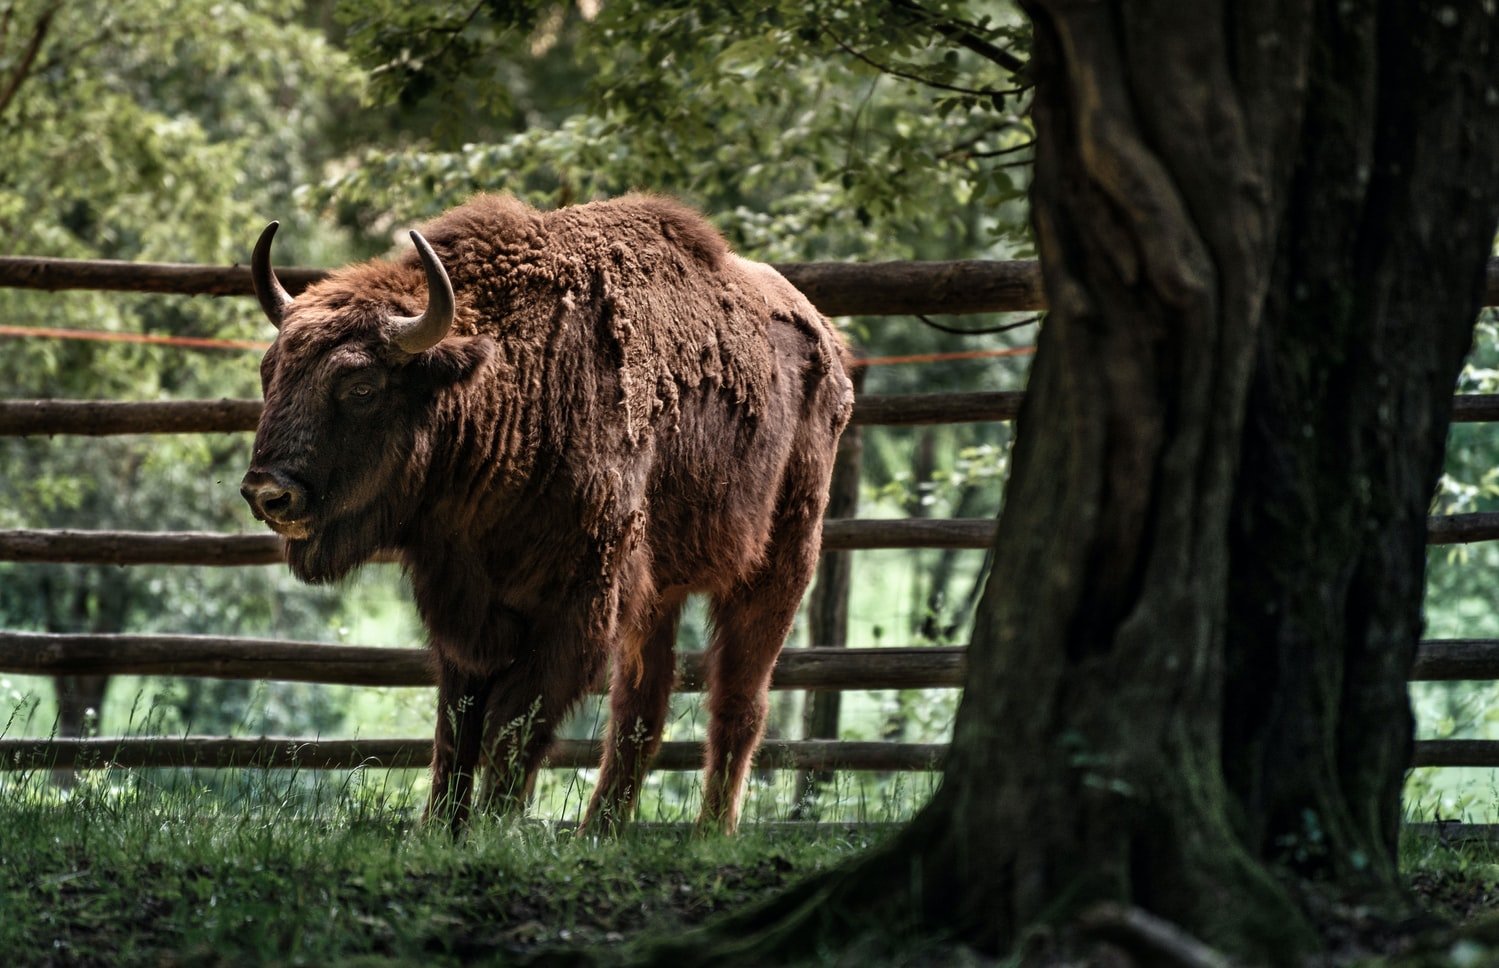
[240,470,309,524]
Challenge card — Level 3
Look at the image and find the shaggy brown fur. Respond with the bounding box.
[242,194,853,832]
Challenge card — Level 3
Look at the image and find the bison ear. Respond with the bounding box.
[412,335,497,388]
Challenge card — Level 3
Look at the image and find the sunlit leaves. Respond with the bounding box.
[325,0,1035,263]
[0,0,372,735]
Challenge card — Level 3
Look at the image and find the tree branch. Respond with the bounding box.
[942,138,1036,163]
[818,23,1008,97]
[913,312,1041,336]
[1078,904,1234,968]
[427,0,487,69]
[889,0,1029,76]
[0,2,56,119]
[969,139,1035,159]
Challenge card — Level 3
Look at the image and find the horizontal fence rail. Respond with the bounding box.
[4,514,1499,566]
[0,634,967,691]
[13,391,1499,437]
[0,393,1028,437]
[1425,513,1499,544]
[0,256,1049,318]
[4,637,1491,774]
[0,529,289,566]
[0,399,264,436]
[1410,741,1499,769]
[0,736,1491,771]
[0,633,1494,686]
[4,256,1498,314]
[0,737,947,772]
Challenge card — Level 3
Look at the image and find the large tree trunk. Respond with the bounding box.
[631,2,1498,964]
[851,2,1312,953]
[1223,0,1499,889]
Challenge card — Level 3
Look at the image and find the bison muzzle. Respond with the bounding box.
[242,194,852,833]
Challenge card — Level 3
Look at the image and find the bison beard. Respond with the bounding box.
[242,194,853,833]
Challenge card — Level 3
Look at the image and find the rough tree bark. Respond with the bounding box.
[620,2,1498,965]
[1222,0,1499,892]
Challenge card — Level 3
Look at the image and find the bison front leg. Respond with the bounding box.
[474,608,608,818]
[423,658,493,834]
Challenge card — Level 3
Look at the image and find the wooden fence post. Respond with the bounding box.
[795,367,866,816]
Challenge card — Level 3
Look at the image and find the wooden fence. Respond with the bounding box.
[2,253,1499,777]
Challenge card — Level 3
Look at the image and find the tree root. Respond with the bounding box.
[1077,903,1236,968]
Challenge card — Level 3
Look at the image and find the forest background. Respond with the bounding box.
[2,0,1495,823]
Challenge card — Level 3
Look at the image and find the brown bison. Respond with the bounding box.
[241,194,852,833]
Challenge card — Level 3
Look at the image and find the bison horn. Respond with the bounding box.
[251,221,295,329]
[387,231,455,353]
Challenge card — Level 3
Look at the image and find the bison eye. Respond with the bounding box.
[335,367,387,410]
[348,385,374,399]
[338,381,381,409]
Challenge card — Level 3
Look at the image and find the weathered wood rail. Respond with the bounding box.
[13,390,1499,437]
[2,254,1497,313]
[0,737,947,772]
[5,634,1497,774]
[0,633,1494,686]
[0,393,1029,437]
[0,634,968,690]
[0,736,1492,771]
[2,513,1498,567]
[0,255,1049,317]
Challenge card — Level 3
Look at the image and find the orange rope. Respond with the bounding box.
[0,324,1035,367]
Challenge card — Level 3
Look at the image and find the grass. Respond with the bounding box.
[0,769,893,966]
[17,773,1499,966]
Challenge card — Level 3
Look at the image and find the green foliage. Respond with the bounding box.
[2,0,358,258]
[326,0,1034,262]
[0,0,395,736]
[1407,305,1499,821]
[1426,311,1499,645]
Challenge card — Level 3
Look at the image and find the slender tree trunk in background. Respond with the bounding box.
[639,2,1499,964]
[1223,1,1499,889]
[50,675,109,786]
[50,567,125,787]
[917,481,983,643]
[902,427,936,638]
[794,368,864,817]
[53,675,107,738]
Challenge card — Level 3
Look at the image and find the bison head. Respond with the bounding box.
[241,222,493,583]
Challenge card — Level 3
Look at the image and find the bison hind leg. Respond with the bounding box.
[700,511,825,833]
[582,589,687,833]
[699,410,841,833]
